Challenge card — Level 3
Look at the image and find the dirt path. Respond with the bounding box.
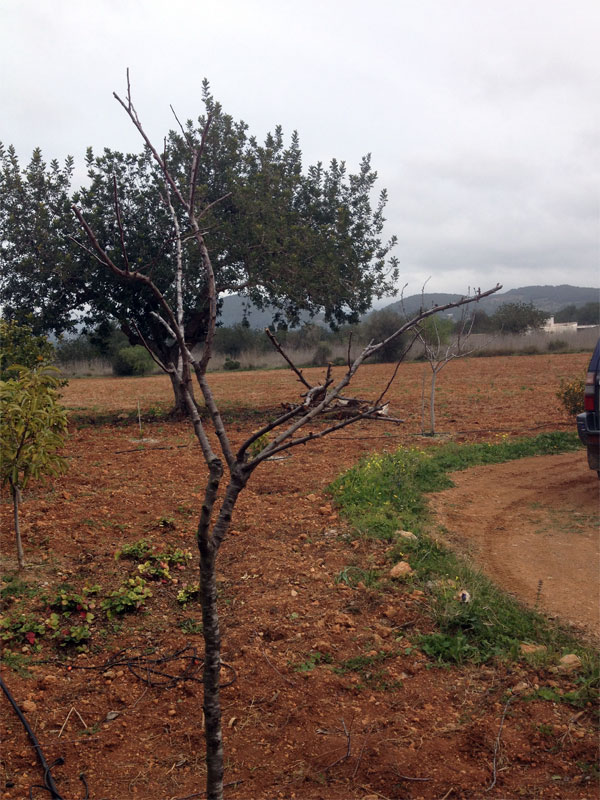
[430,452,600,640]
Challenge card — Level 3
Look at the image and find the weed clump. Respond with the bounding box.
[557,377,585,416]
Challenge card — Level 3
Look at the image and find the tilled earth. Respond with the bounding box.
[1,353,598,799]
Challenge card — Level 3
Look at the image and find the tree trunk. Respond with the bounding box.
[168,370,197,418]
[420,368,426,435]
[11,484,24,570]
[196,471,246,800]
[199,546,224,800]
[429,369,437,435]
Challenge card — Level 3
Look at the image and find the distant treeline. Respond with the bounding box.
[54,300,599,375]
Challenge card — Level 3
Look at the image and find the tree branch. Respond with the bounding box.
[248,403,387,465]
[131,321,172,374]
[265,328,312,389]
[364,285,501,362]
[194,370,236,470]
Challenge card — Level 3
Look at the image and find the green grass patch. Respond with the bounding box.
[334,650,401,690]
[291,651,333,672]
[329,432,598,689]
[0,649,33,678]
[330,432,581,542]
[335,566,381,588]
[0,575,41,606]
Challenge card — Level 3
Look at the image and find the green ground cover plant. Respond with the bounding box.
[291,651,333,672]
[329,431,598,700]
[101,576,153,618]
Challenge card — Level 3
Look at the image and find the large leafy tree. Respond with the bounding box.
[2,82,399,412]
[0,144,82,336]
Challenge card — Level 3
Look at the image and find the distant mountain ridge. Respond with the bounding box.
[219,284,598,328]
[380,284,598,320]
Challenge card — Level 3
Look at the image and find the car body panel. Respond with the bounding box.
[577,338,600,472]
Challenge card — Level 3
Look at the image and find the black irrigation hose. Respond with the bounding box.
[2,648,235,799]
[51,645,237,689]
[0,674,88,800]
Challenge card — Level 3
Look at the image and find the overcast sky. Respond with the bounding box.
[2,0,598,298]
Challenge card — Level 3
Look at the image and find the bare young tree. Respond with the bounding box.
[71,75,501,800]
[416,307,479,435]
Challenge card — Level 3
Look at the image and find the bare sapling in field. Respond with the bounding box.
[71,74,501,800]
[416,301,481,436]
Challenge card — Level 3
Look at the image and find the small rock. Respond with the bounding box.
[103,669,115,679]
[105,711,120,721]
[290,589,298,597]
[558,654,582,672]
[21,700,36,713]
[520,643,547,656]
[390,561,413,579]
[168,708,176,717]
[332,613,355,627]
[511,681,529,694]
[397,530,417,541]
[375,624,392,638]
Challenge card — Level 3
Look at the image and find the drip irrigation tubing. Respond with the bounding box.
[0,673,87,800]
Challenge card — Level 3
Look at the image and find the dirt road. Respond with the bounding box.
[430,452,600,640]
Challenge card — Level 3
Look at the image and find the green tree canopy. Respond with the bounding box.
[0,145,82,336]
[490,302,549,334]
[554,302,599,325]
[2,82,399,411]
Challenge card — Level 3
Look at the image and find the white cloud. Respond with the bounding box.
[2,0,598,294]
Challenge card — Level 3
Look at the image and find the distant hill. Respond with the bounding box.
[379,284,599,321]
[218,294,320,329]
[218,285,598,328]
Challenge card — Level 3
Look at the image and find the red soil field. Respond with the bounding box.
[1,353,597,799]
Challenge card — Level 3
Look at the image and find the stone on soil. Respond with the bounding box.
[390,561,413,579]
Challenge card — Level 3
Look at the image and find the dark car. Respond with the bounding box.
[577,338,600,474]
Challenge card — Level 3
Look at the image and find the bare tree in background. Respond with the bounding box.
[71,75,501,800]
[417,306,480,436]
